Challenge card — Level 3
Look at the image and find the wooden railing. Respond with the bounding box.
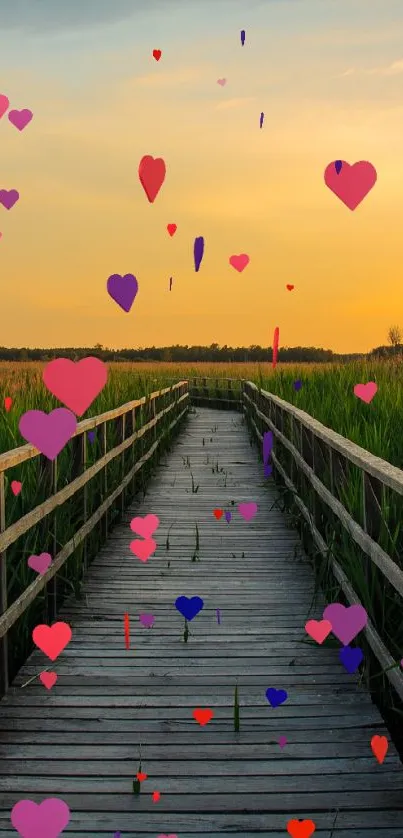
[242,380,403,702]
[0,380,189,695]
[189,377,243,409]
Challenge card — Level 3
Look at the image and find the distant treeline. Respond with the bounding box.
[0,343,398,363]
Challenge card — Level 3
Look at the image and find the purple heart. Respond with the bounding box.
[238,502,258,521]
[294,379,302,391]
[19,408,77,461]
[139,613,155,628]
[225,511,231,523]
[87,431,96,443]
[278,736,287,748]
[265,687,288,708]
[339,645,364,674]
[8,108,33,131]
[323,603,367,646]
[107,273,138,312]
[0,189,19,210]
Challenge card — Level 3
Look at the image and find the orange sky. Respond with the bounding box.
[1,0,403,353]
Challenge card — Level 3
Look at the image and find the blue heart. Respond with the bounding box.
[88,431,96,443]
[175,595,204,621]
[339,645,364,674]
[265,687,288,708]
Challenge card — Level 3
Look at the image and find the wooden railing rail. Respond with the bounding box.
[241,380,403,703]
[189,377,243,409]
[0,380,189,693]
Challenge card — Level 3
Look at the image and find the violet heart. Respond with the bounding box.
[225,511,231,523]
[323,602,367,646]
[238,502,258,521]
[107,273,138,312]
[19,408,77,461]
[139,613,155,628]
[8,108,33,131]
[0,189,19,210]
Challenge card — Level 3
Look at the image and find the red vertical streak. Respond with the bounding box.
[124,613,130,650]
[272,327,280,369]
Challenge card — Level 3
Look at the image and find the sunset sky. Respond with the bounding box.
[1,0,402,353]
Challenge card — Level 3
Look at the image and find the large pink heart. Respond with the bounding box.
[11,797,70,838]
[130,514,160,538]
[324,160,377,210]
[353,382,377,404]
[130,538,157,562]
[0,94,9,118]
[238,502,258,521]
[19,408,77,461]
[43,357,107,417]
[28,553,52,574]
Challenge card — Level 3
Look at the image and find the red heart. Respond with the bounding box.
[193,708,214,726]
[287,820,316,838]
[371,734,388,764]
[167,223,177,237]
[152,790,161,802]
[286,284,294,291]
[153,49,161,61]
[39,671,58,690]
[11,480,22,496]
[4,397,12,411]
[136,771,148,782]
[213,509,223,520]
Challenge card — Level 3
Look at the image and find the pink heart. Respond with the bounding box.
[139,613,155,627]
[0,94,9,118]
[19,408,77,460]
[217,78,227,86]
[11,480,22,496]
[39,671,58,690]
[130,537,156,562]
[324,160,377,211]
[28,552,52,574]
[238,502,258,521]
[305,619,332,644]
[11,797,70,838]
[229,253,250,272]
[8,108,33,131]
[354,382,377,404]
[278,736,287,748]
[43,357,107,417]
[130,514,160,538]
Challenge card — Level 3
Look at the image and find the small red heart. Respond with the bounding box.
[39,671,57,690]
[136,771,148,782]
[11,480,22,496]
[152,790,161,802]
[193,708,214,726]
[286,284,294,291]
[167,223,177,237]
[4,397,12,411]
[213,509,223,520]
[153,49,161,61]
[287,820,316,838]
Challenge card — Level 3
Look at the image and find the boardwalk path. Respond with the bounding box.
[0,408,402,837]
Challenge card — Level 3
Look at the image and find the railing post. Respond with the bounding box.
[0,471,8,695]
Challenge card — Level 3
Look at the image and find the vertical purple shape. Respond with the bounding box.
[335,160,342,174]
[240,30,245,45]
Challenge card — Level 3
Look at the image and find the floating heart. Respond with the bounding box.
[217,78,227,86]
[4,396,12,411]
[39,671,58,690]
[158,834,178,838]
[167,223,177,236]
[152,791,161,802]
[324,160,377,211]
[11,797,71,838]
[43,357,108,417]
[371,734,388,764]
[229,253,250,272]
[287,819,316,838]
[238,502,258,521]
[28,553,52,575]
[193,708,214,726]
[130,538,157,562]
[152,49,161,61]
[175,595,204,621]
[225,511,232,523]
[286,284,294,291]
[323,602,367,646]
[139,613,155,628]
[0,93,9,118]
[32,622,72,661]
[339,645,364,674]
[0,189,19,210]
[138,155,166,203]
[305,619,332,645]
[213,508,223,520]
[130,514,160,538]
[8,108,33,131]
[19,408,77,461]
[11,480,22,496]
[265,687,288,708]
[353,382,377,404]
[107,273,138,313]
[87,431,96,443]
[278,736,287,748]
[136,772,148,782]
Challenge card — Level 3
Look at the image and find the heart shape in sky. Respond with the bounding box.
[324,160,377,210]
[138,155,166,203]
[107,273,138,312]
[229,253,250,272]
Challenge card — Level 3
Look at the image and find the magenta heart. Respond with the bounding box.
[130,514,160,538]
[238,502,258,521]
[11,797,70,838]
[8,108,33,131]
[0,189,19,210]
[278,736,287,748]
[130,537,156,562]
[139,613,155,628]
[19,408,77,461]
[0,94,9,118]
[322,603,367,646]
[28,553,52,574]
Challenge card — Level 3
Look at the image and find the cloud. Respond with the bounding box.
[337,59,403,78]
[214,96,256,111]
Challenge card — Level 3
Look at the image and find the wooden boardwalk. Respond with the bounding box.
[0,407,402,837]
